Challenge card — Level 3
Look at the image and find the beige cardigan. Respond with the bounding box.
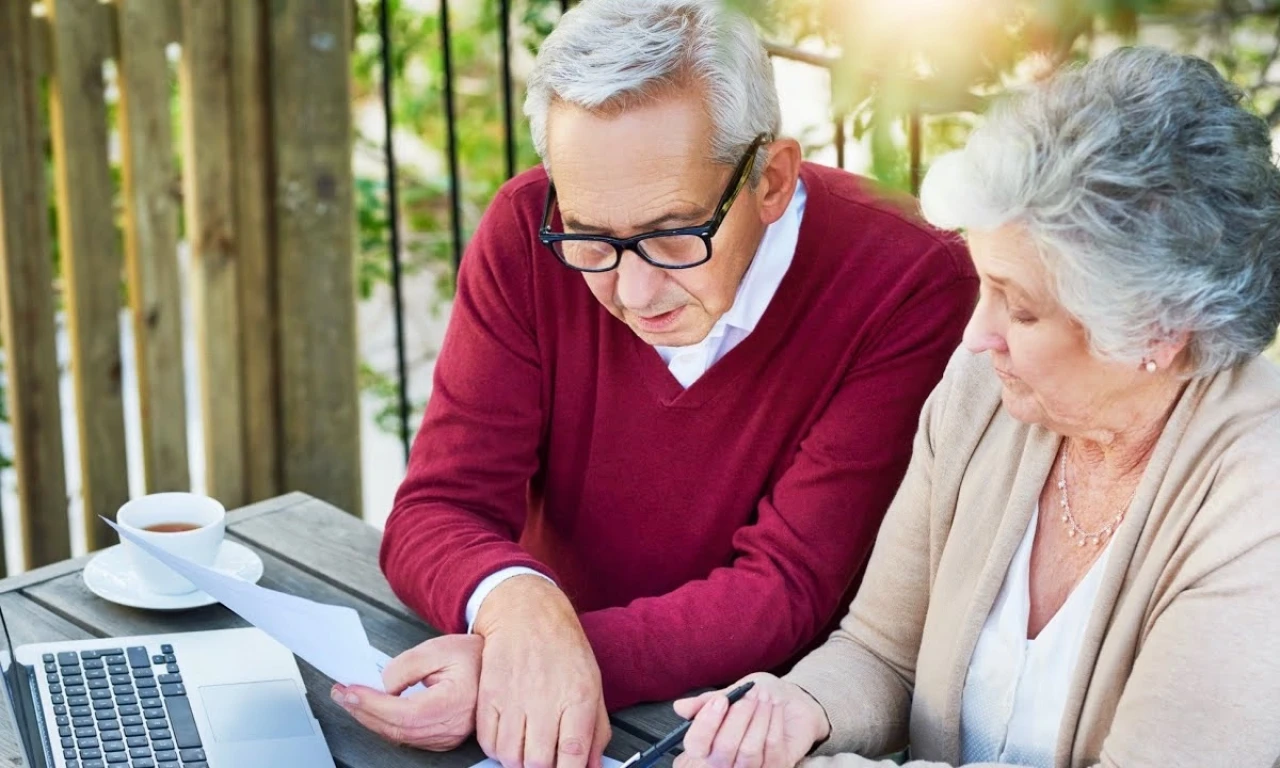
[786,349,1280,768]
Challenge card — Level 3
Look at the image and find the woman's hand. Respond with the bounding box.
[673,673,831,768]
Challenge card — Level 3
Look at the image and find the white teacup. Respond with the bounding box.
[117,493,226,595]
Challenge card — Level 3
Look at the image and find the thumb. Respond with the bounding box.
[383,641,455,695]
[673,690,718,720]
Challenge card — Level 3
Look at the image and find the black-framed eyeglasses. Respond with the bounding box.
[538,134,771,273]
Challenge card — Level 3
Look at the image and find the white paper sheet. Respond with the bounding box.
[106,517,391,691]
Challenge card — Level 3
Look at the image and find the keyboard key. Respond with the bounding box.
[45,662,58,674]
[73,717,94,728]
[117,694,138,706]
[133,668,154,679]
[52,695,65,706]
[98,719,121,731]
[178,749,205,763]
[153,750,177,763]
[108,666,129,677]
[89,679,110,690]
[66,762,80,768]
[165,664,179,675]
[49,682,62,693]
[83,658,105,670]
[123,715,145,727]
[61,736,74,748]
[84,761,106,768]
[44,653,56,663]
[110,675,132,686]
[162,697,201,749]
[152,655,166,665]
[158,763,178,768]
[64,748,78,760]
[124,725,147,737]
[133,760,156,768]
[156,674,181,685]
[92,699,115,710]
[77,736,98,747]
[135,678,157,689]
[55,706,68,717]
[58,652,80,666]
[66,685,86,696]
[103,741,126,752]
[144,709,167,720]
[61,725,74,737]
[78,747,101,758]
[141,699,163,709]
[150,739,174,752]
[94,710,117,722]
[100,729,123,741]
[105,655,125,667]
[138,688,160,699]
[159,645,173,655]
[126,648,150,669]
[181,763,206,768]
[70,697,91,707]
[91,690,112,701]
[159,684,185,698]
[48,674,60,685]
[106,754,128,764]
[119,705,141,716]
[64,675,85,687]
[71,706,92,717]
[129,747,152,758]
[85,669,107,680]
[148,730,171,742]
[145,720,169,732]
[76,726,96,738]
[126,736,149,748]
[98,649,124,659]
[61,664,81,677]
[114,685,135,696]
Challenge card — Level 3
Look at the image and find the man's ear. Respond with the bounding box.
[756,138,802,226]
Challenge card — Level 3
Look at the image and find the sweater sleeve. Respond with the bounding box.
[379,187,556,633]
[584,269,977,710]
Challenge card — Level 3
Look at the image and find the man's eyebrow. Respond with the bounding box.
[560,208,708,235]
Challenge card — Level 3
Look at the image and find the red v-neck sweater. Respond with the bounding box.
[381,163,977,709]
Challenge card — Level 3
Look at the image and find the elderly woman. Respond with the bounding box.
[669,46,1280,768]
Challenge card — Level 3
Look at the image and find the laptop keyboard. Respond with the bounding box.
[41,644,207,768]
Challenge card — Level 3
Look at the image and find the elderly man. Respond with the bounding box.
[332,0,976,765]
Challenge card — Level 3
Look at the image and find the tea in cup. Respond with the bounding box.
[116,493,226,595]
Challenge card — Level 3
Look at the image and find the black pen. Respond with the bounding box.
[618,681,756,768]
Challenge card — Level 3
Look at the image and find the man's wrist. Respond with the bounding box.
[472,572,570,637]
[465,567,555,632]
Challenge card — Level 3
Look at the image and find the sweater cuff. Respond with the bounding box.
[785,664,860,758]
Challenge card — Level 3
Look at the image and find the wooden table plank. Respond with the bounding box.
[47,0,132,552]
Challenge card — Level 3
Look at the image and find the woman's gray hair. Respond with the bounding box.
[524,0,780,183]
[921,46,1280,376]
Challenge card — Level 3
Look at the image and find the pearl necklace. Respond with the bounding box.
[1057,445,1132,547]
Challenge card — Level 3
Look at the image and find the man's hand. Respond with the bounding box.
[332,634,482,751]
[672,673,830,768]
[473,575,610,768]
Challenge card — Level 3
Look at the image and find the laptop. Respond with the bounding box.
[0,601,336,768]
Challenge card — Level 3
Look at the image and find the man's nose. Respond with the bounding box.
[614,249,668,311]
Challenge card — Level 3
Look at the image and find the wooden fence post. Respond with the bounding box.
[181,0,248,509]
[117,0,192,495]
[0,0,71,570]
[47,0,130,550]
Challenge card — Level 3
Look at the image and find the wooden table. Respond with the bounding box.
[0,492,686,768]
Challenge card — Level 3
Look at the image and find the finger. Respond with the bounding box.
[708,698,759,768]
[383,642,451,694]
[682,695,730,759]
[589,699,611,768]
[495,710,527,768]
[762,701,786,768]
[732,693,773,768]
[673,690,719,720]
[556,700,597,768]
[343,683,454,734]
[523,705,559,768]
[477,696,501,758]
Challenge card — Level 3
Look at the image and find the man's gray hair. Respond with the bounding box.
[921,46,1280,376]
[524,0,780,183]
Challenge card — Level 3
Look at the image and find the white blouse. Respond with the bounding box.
[959,505,1114,767]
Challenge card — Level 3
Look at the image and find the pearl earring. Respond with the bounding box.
[1144,360,1157,373]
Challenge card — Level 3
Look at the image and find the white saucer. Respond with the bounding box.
[83,540,264,611]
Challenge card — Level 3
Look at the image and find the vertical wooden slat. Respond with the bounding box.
[270,0,362,515]
[117,0,191,494]
[230,0,282,503]
[46,0,130,551]
[0,0,71,571]
[180,0,247,508]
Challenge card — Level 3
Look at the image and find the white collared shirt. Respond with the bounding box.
[960,504,1114,767]
[462,179,808,630]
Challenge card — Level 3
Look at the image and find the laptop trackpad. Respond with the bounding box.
[199,681,315,742]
